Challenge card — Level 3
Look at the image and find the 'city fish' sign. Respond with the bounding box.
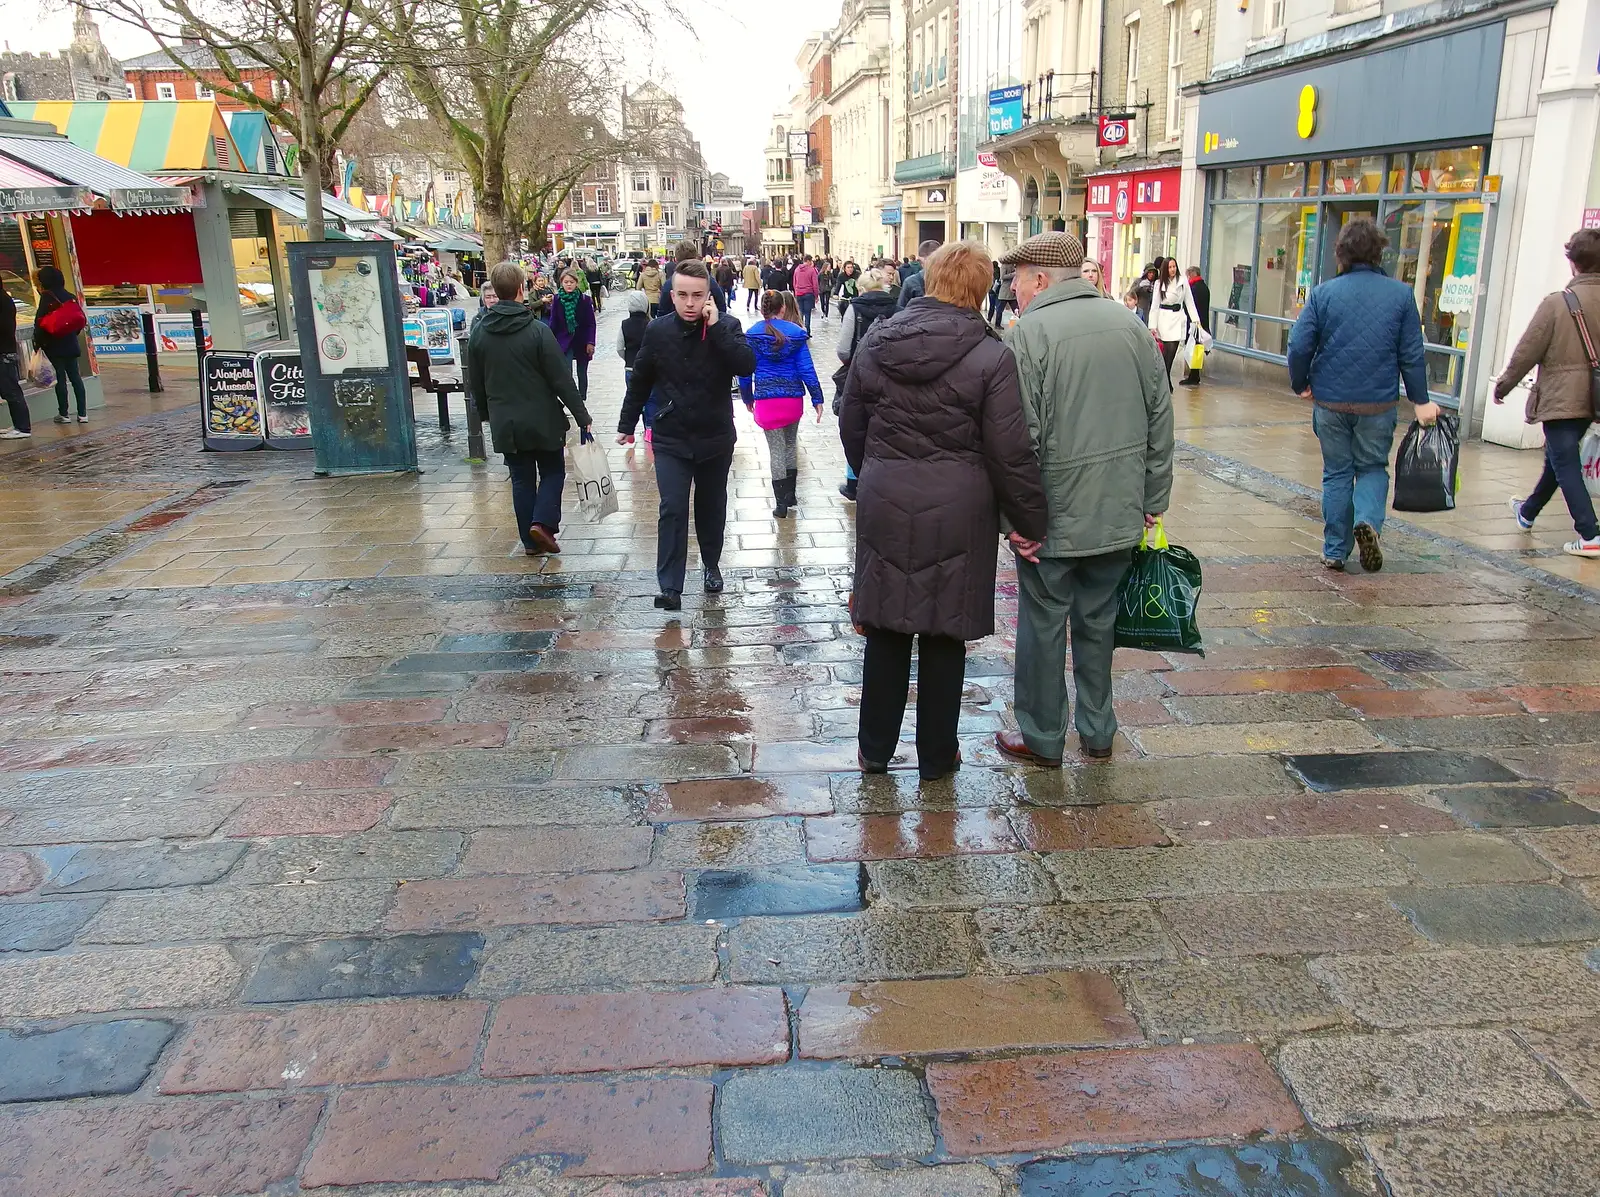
[0,185,93,215]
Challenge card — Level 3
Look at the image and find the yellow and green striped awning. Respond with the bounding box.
[6,100,245,174]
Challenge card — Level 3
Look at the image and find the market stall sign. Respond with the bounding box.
[0,185,93,215]
[88,305,147,356]
[108,185,191,213]
[202,351,264,451]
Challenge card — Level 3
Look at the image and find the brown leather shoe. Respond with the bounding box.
[528,524,560,555]
[994,731,1062,768]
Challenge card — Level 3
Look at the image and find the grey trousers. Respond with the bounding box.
[1014,549,1134,757]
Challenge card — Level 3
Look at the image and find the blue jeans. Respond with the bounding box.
[1313,404,1398,561]
[797,294,815,333]
[505,449,566,544]
[1522,417,1600,540]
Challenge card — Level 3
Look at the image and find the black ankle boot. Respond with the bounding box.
[772,478,789,519]
[785,471,799,510]
[704,565,724,594]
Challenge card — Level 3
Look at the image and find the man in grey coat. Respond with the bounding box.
[996,232,1175,764]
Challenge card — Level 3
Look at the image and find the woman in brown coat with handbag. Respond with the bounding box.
[1495,228,1600,558]
[840,241,1049,781]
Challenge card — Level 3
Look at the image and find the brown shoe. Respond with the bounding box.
[994,731,1062,768]
[528,524,560,555]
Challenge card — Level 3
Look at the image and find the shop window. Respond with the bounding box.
[1307,161,1324,194]
[1252,204,1310,354]
[1325,156,1385,195]
[1262,162,1308,198]
[1381,196,1483,392]
[1124,20,1139,110]
[1208,204,1257,349]
[1411,146,1484,194]
[1223,167,1257,199]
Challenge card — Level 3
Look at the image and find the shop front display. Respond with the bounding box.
[1194,22,1503,409]
[1085,165,1182,300]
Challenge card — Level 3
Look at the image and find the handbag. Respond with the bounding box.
[38,296,87,339]
[1559,288,1600,416]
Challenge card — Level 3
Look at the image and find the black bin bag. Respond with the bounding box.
[1393,411,1459,513]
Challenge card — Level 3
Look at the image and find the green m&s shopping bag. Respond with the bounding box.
[1114,518,1204,656]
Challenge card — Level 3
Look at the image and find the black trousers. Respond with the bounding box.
[859,628,966,777]
[653,449,732,594]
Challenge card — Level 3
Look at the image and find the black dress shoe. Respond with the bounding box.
[653,591,682,611]
[703,566,724,594]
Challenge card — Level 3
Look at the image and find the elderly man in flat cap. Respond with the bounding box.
[995,231,1175,766]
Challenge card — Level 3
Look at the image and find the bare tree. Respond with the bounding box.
[82,0,393,238]
[378,0,676,262]
[500,61,643,252]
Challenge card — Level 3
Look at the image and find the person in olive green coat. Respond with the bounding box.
[995,231,1174,767]
[467,261,592,556]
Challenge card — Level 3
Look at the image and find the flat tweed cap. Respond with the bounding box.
[1001,231,1086,269]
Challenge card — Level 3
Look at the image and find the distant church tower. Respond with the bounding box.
[67,4,126,100]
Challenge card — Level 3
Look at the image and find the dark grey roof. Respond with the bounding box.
[121,44,221,71]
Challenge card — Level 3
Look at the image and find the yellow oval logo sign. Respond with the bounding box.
[1297,85,1318,140]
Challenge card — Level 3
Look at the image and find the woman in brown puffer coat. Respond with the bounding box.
[840,241,1049,781]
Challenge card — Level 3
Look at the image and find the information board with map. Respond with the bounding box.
[307,255,388,374]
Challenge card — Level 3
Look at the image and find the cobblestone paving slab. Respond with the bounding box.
[1363,1118,1600,1197]
[0,1018,175,1101]
[1276,1029,1572,1127]
[718,1067,934,1164]
[1016,1141,1370,1197]
[0,944,241,1017]
[0,1093,324,1197]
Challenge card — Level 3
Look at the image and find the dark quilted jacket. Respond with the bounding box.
[1286,264,1430,409]
[840,298,1049,641]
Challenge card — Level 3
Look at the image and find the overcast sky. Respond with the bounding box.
[5,0,837,195]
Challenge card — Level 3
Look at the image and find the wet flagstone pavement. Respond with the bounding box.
[1,298,1599,1195]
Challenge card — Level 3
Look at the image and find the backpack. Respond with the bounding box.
[38,295,87,339]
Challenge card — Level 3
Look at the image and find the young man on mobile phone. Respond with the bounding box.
[618,259,756,610]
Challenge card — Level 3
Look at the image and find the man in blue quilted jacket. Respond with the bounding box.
[1288,220,1440,572]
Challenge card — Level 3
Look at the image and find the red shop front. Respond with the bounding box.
[1084,165,1182,300]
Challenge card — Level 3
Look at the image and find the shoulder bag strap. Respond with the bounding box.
[1562,289,1599,369]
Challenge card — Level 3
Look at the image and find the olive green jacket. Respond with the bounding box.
[1004,279,1175,557]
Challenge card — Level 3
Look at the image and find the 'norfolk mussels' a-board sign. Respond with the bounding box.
[255,352,312,449]
[202,351,264,451]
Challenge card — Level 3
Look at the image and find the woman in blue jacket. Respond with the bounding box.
[740,289,824,517]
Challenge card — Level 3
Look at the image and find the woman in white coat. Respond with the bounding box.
[1149,257,1206,381]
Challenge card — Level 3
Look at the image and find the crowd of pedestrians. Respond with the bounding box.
[462,213,1600,780]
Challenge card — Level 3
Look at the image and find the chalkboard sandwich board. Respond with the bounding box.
[255,351,313,450]
[202,351,264,451]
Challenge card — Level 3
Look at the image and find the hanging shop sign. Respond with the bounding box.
[926,188,948,204]
[1097,114,1132,149]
